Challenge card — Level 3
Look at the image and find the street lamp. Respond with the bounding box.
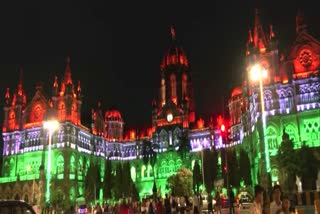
[43,120,59,204]
[250,64,270,181]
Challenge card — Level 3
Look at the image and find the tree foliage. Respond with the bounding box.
[203,149,217,194]
[84,163,101,203]
[103,158,113,199]
[227,149,240,187]
[141,140,158,168]
[192,160,202,193]
[177,131,192,160]
[166,167,193,196]
[277,130,320,191]
[239,148,251,186]
[110,162,139,201]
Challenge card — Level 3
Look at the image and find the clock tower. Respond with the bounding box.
[152,27,195,148]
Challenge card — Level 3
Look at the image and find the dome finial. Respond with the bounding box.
[170,26,175,40]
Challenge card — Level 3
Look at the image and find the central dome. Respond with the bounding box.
[160,26,189,71]
[105,109,123,122]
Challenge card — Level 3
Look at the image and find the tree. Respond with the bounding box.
[141,140,158,175]
[203,149,217,194]
[192,160,202,193]
[227,149,240,187]
[239,148,251,186]
[112,162,123,200]
[166,167,193,196]
[103,158,113,199]
[277,130,299,192]
[177,130,192,160]
[295,144,319,191]
[84,163,101,203]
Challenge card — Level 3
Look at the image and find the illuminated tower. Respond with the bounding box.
[51,57,82,125]
[105,108,124,141]
[3,70,27,132]
[152,26,195,132]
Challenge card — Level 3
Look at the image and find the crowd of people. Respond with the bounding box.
[249,184,295,214]
[80,184,299,214]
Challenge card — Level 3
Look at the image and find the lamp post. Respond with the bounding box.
[43,120,59,205]
[250,64,270,186]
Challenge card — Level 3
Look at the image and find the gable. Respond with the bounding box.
[288,31,320,75]
[23,89,49,125]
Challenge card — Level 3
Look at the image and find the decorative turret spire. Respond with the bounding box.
[269,24,275,40]
[170,26,175,41]
[248,29,253,43]
[5,88,10,106]
[253,8,268,52]
[53,75,58,88]
[64,56,72,85]
[77,80,81,99]
[17,68,23,96]
[296,9,307,34]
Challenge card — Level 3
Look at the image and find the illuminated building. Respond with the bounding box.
[228,9,320,187]
[0,27,214,205]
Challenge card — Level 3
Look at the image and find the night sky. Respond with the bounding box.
[0,1,319,129]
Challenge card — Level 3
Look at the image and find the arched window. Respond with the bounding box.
[161,78,166,105]
[56,155,64,179]
[130,166,136,182]
[168,160,175,174]
[266,126,278,156]
[70,155,75,174]
[170,74,177,101]
[58,101,66,121]
[182,74,187,98]
[285,124,298,147]
[161,161,167,177]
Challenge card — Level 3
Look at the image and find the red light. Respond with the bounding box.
[220,124,226,132]
[224,166,227,171]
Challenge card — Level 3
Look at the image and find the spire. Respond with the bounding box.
[5,88,11,106]
[269,24,275,40]
[296,9,307,34]
[248,29,253,43]
[170,26,176,41]
[17,68,23,96]
[53,75,58,88]
[77,80,81,93]
[64,56,72,84]
[5,88,10,99]
[253,8,268,51]
[77,80,81,99]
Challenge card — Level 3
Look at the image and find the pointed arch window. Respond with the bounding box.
[170,74,177,102]
[161,78,166,106]
[182,74,187,98]
[58,101,66,121]
[56,155,64,179]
